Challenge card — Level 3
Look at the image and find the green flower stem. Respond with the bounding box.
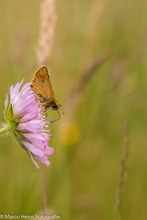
[0,124,11,135]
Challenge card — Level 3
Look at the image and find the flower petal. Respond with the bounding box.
[17,120,41,133]
[22,141,44,157]
[28,151,40,169]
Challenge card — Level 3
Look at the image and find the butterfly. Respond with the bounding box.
[31,66,61,120]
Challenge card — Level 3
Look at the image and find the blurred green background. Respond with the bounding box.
[0,0,147,219]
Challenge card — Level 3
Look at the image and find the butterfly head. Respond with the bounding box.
[51,102,60,110]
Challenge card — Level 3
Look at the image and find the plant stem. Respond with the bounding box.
[0,124,11,135]
[115,121,130,220]
[42,166,48,213]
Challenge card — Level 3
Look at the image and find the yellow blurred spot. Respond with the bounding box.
[59,121,80,146]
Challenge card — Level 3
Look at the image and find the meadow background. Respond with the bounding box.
[0,0,147,219]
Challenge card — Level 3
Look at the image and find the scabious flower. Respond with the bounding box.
[2,81,54,168]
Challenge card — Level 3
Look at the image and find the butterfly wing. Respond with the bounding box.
[31,66,55,101]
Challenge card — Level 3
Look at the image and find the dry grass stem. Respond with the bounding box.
[63,52,108,121]
[36,0,57,66]
[37,0,57,214]
[42,166,48,213]
[82,0,109,62]
[115,121,131,220]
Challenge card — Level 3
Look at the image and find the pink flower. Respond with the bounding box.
[4,81,54,168]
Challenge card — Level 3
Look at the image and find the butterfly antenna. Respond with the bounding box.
[50,109,61,123]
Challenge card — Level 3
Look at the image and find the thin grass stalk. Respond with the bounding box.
[115,121,131,220]
[36,0,57,213]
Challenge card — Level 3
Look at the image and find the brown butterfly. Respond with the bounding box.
[31,66,61,119]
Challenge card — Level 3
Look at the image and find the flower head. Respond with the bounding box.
[4,81,54,168]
